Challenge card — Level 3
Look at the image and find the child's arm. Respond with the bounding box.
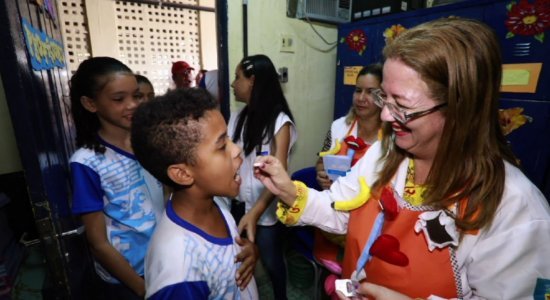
[238,123,292,242]
[81,211,145,297]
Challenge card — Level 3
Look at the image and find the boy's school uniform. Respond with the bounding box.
[145,197,259,300]
[70,137,164,283]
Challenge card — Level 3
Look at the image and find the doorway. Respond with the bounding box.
[0,0,229,298]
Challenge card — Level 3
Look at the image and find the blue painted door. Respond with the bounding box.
[0,1,97,298]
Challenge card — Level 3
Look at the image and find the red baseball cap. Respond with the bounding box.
[171,61,194,75]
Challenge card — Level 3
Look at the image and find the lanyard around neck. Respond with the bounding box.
[353,211,385,281]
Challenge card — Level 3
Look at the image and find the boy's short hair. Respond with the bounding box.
[131,88,218,188]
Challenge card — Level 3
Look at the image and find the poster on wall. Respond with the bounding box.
[21,18,65,71]
[343,66,364,85]
[501,63,542,93]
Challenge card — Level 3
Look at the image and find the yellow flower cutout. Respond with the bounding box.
[383,24,407,44]
[499,107,533,136]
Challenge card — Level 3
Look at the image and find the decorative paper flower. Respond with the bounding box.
[505,0,550,43]
[340,29,367,55]
[383,24,407,44]
[499,107,533,135]
[414,210,459,252]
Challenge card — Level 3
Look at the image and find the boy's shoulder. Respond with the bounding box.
[146,202,250,299]
[151,200,235,246]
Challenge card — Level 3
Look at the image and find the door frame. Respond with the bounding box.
[0,1,95,298]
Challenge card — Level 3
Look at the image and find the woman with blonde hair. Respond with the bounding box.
[316,64,382,190]
[253,18,550,299]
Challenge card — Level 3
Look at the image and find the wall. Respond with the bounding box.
[85,0,118,57]
[0,76,22,175]
[227,1,338,172]
[199,0,218,70]
[84,0,217,93]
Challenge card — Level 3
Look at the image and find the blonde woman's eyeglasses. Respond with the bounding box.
[372,89,447,124]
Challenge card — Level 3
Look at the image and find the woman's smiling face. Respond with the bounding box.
[380,58,446,160]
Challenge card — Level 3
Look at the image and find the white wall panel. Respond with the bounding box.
[57,0,92,74]
[57,0,216,94]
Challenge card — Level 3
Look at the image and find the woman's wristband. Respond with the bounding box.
[276,181,308,225]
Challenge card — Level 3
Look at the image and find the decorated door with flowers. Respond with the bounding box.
[334,0,550,199]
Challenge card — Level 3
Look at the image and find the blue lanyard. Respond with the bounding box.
[353,210,385,281]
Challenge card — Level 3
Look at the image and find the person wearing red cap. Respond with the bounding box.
[171,61,194,89]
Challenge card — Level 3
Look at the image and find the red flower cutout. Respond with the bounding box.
[340,29,367,55]
[505,0,550,42]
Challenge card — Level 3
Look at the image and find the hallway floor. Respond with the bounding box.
[11,247,44,300]
[255,248,329,300]
[10,244,329,299]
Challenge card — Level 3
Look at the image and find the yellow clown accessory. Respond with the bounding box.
[318,139,341,157]
[332,176,371,211]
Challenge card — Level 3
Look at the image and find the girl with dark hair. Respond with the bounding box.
[69,57,164,299]
[135,74,155,102]
[229,54,296,299]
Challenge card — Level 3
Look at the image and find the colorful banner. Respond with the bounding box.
[21,18,65,71]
